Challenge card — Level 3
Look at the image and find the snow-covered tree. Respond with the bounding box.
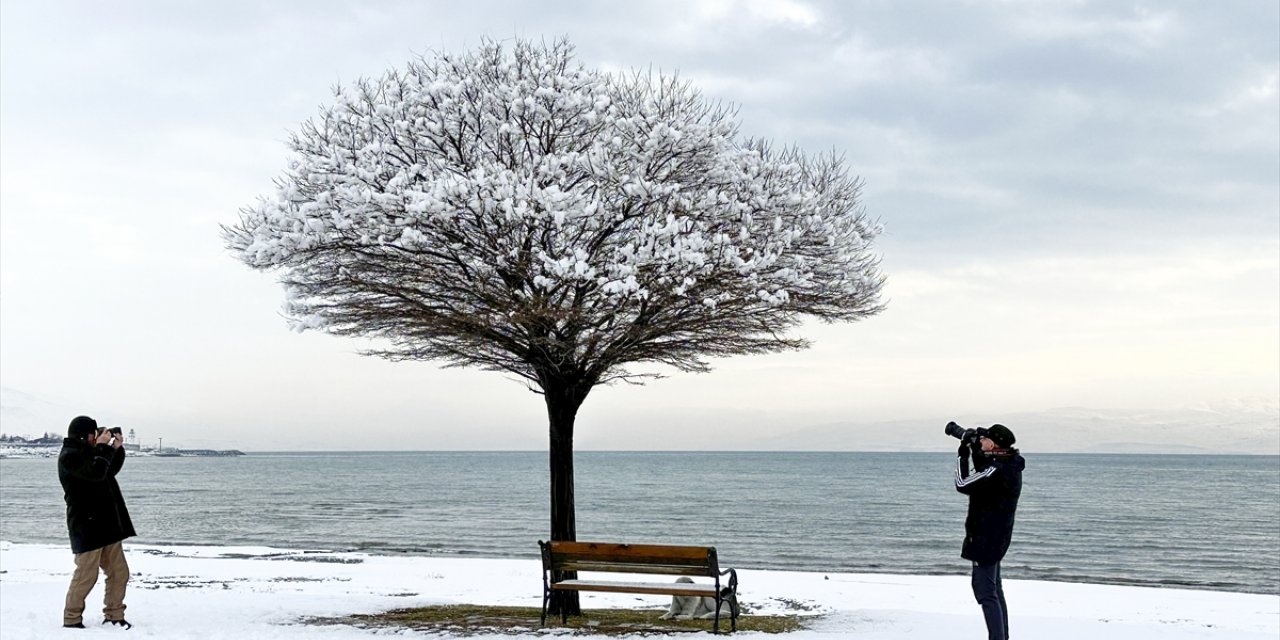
[225,38,884,612]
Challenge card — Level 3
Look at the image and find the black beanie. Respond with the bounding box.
[987,424,1016,448]
[67,416,98,440]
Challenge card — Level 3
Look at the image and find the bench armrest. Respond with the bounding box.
[718,567,738,596]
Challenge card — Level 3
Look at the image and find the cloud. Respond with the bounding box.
[1007,4,1181,50]
[743,0,820,27]
[681,0,816,25]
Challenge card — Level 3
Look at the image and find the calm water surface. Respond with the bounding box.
[1,452,1276,594]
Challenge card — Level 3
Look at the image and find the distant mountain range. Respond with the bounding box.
[3,386,1276,454]
[748,400,1280,454]
[0,387,86,438]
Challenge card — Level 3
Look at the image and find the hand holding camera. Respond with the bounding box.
[944,421,989,445]
[95,427,124,449]
[945,421,991,459]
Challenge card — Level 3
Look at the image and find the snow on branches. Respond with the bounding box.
[224,38,884,386]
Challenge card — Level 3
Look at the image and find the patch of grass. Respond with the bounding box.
[314,604,813,635]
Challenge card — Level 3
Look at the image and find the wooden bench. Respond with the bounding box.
[539,540,740,633]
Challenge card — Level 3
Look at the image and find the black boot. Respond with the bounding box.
[103,619,133,630]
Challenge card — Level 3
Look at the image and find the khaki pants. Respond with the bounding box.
[63,542,129,625]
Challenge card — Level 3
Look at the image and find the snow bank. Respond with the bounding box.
[0,542,1274,639]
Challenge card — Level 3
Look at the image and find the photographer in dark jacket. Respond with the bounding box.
[58,416,135,630]
[953,422,1023,640]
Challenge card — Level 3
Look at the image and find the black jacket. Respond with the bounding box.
[954,448,1024,565]
[58,438,136,553]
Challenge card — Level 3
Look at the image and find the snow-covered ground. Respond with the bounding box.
[0,542,1275,639]
[0,446,158,459]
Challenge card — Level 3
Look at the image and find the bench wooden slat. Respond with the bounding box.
[552,552,712,567]
[550,579,720,597]
[555,562,715,576]
[548,541,714,561]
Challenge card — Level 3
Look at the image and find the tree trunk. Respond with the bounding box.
[545,378,587,617]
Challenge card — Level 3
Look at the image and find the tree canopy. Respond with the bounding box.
[224,38,885,394]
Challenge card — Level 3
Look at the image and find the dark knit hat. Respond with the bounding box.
[986,424,1016,448]
[67,416,98,439]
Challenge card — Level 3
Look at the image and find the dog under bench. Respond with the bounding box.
[538,540,740,633]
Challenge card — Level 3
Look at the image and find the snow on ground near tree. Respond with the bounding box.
[0,542,1275,639]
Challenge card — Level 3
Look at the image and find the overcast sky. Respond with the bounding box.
[1,0,1276,451]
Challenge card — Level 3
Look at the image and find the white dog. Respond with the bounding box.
[659,577,735,620]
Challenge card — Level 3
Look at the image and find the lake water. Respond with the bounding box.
[1,451,1276,594]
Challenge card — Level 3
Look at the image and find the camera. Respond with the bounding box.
[96,426,123,443]
[944,421,987,444]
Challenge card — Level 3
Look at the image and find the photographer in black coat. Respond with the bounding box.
[952,422,1023,640]
[58,416,136,629]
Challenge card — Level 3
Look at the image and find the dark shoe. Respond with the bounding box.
[63,622,86,628]
[103,619,133,629]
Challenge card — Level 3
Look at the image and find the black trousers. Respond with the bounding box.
[971,561,1009,640]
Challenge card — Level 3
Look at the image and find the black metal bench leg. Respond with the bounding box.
[540,571,550,627]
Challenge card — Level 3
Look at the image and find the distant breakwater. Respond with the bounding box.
[0,443,244,458]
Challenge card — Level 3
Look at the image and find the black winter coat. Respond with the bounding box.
[954,449,1024,565]
[58,438,136,553]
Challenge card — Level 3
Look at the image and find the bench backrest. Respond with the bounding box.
[541,541,720,578]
